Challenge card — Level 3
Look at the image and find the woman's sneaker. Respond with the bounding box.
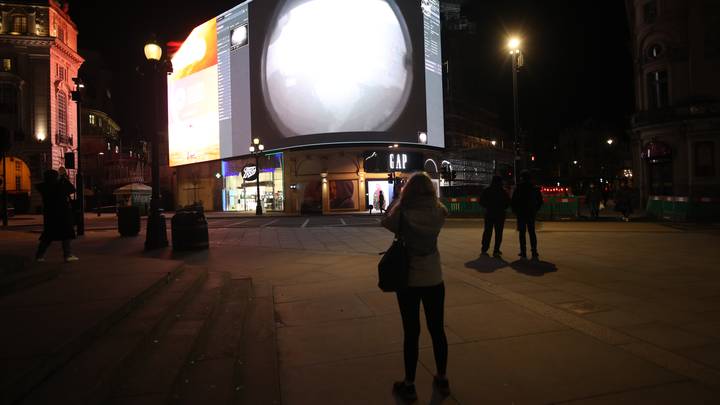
[433,376,451,397]
[392,381,417,402]
[64,255,80,262]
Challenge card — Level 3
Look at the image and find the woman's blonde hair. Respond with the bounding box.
[397,172,438,208]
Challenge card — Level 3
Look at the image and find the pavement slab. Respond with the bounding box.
[559,381,719,404]
[432,330,686,405]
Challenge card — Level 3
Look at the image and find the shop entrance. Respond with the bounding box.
[222,153,284,212]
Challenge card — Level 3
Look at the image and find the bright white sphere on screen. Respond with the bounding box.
[262,0,413,137]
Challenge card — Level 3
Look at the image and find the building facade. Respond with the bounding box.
[626,0,720,203]
[0,0,83,212]
[174,146,446,214]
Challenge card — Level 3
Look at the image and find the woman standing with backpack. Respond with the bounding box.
[381,172,450,401]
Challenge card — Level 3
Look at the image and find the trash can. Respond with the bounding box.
[117,206,141,237]
[171,208,209,251]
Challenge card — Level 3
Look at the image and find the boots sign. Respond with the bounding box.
[363,151,423,173]
[242,165,258,181]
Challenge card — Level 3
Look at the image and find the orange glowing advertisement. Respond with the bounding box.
[168,18,220,166]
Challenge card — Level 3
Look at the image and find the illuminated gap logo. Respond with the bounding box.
[389,153,408,171]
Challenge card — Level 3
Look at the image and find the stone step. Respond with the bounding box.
[108,271,229,404]
[0,255,59,298]
[15,264,207,405]
[1,256,186,405]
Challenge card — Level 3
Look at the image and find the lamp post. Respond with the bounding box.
[507,36,524,184]
[71,77,85,235]
[143,36,172,250]
[249,138,264,216]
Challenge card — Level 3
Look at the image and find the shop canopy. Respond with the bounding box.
[113,183,152,195]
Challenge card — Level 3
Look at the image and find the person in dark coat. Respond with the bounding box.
[511,171,543,259]
[614,179,633,222]
[480,175,510,257]
[586,183,602,220]
[35,169,79,262]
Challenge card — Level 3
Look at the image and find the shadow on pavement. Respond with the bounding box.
[510,259,558,277]
[464,255,509,273]
[391,385,451,404]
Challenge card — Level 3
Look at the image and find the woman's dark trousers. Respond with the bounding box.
[481,214,505,253]
[36,239,72,259]
[396,283,448,382]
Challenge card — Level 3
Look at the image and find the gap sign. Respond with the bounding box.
[363,151,423,173]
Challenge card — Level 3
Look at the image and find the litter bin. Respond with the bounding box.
[171,208,209,251]
[117,206,141,237]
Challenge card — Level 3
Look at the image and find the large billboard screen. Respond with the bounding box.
[168,0,443,167]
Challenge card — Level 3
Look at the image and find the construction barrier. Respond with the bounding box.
[441,195,578,219]
[646,196,720,221]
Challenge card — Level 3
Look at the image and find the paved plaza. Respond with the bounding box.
[2,217,720,404]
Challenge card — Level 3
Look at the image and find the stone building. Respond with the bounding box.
[626,0,720,203]
[0,0,83,212]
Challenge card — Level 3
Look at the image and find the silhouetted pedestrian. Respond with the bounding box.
[378,190,386,214]
[35,169,79,262]
[512,171,543,260]
[615,179,633,221]
[480,175,510,257]
[381,172,450,401]
[586,183,602,220]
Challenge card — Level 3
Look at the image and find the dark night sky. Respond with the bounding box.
[67,0,634,148]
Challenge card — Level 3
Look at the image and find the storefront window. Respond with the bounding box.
[222,153,284,212]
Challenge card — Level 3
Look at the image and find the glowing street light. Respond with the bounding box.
[144,37,163,62]
[507,35,524,184]
[249,138,265,216]
[507,37,521,54]
[606,138,614,145]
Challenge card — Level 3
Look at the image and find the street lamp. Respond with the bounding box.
[249,138,264,216]
[71,77,85,235]
[143,35,172,250]
[507,36,524,184]
[606,138,614,145]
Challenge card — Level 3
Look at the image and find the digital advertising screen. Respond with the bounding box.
[168,0,443,167]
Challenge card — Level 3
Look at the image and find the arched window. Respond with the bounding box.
[0,83,18,114]
[57,90,69,144]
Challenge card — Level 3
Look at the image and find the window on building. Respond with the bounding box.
[0,83,18,114]
[57,91,68,144]
[14,161,21,191]
[57,25,66,42]
[647,43,664,59]
[643,1,658,24]
[1,58,12,72]
[695,141,716,177]
[646,70,669,109]
[89,114,96,125]
[11,15,27,34]
[56,65,66,81]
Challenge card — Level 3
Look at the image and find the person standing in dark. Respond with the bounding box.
[615,179,634,222]
[511,171,543,260]
[480,175,510,257]
[35,169,79,262]
[378,190,386,214]
[586,183,602,220]
[381,172,450,401]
